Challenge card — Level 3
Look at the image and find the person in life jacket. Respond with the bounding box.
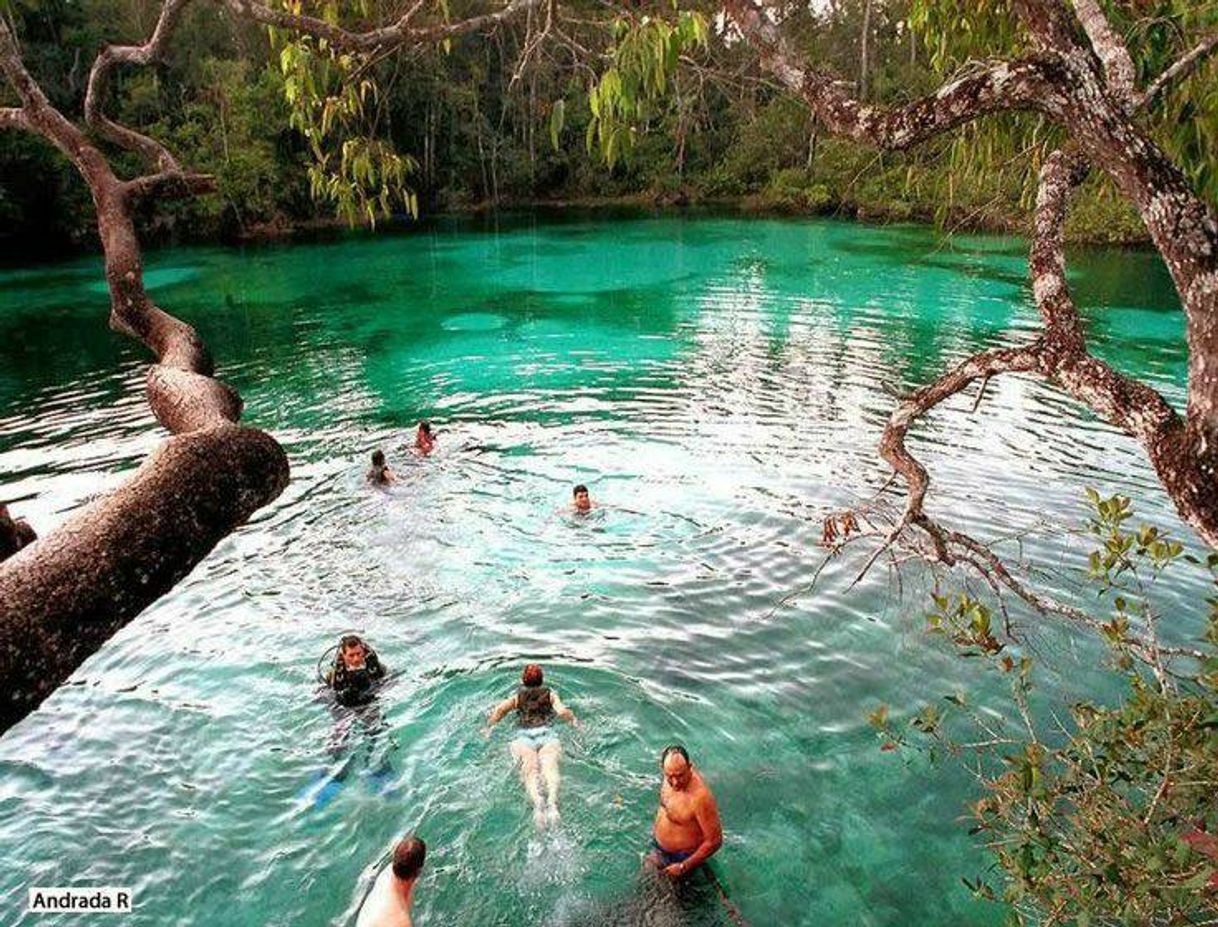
[325,635,387,708]
[482,664,579,829]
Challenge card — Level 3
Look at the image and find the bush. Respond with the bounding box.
[873,493,1218,925]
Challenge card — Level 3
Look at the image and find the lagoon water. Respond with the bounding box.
[0,212,1206,926]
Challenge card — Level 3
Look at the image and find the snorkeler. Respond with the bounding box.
[650,745,723,879]
[414,420,435,456]
[356,834,426,927]
[483,664,579,828]
[367,450,396,486]
[325,635,387,708]
[0,503,36,563]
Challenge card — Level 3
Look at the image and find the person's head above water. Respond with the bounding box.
[339,634,368,670]
[391,835,426,883]
[417,420,432,437]
[572,484,591,512]
[370,449,386,468]
[661,744,693,790]
[521,663,544,688]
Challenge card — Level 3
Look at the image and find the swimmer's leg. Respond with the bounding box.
[538,741,562,825]
[510,741,546,828]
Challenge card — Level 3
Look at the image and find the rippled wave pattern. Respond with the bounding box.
[0,213,1203,926]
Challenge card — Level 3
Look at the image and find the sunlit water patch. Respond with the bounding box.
[0,211,1202,926]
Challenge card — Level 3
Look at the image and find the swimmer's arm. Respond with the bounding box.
[550,692,579,727]
[668,794,723,876]
[484,695,517,729]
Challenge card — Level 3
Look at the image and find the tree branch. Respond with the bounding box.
[0,14,287,730]
[84,0,193,172]
[0,105,29,131]
[1140,32,1218,109]
[1069,0,1135,98]
[123,170,218,201]
[1011,0,1084,55]
[877,342,1044,561]
[219,0,543,53]
[721,0,1067,150]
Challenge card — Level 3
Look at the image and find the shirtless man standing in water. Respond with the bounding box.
[650,745,723,879]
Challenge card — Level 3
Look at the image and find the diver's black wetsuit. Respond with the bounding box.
[328,652,386,707]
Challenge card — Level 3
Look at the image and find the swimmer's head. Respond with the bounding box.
[521,664,544,688]
[418,420,433,437]
[391,835,426,882]
[339,635,368,669]
[661,744,692,789]
[371,450,386,468]
[572,484,591,511]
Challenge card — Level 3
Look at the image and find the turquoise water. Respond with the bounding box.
[0,212,1206,926]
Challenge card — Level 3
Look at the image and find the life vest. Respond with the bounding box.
[516,684,554,728]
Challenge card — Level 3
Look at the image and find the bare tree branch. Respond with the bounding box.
[0,105,29,131]
[123,170,218,201]
[84,0,193,172]
[1070,0,1135,97]
[721,0,1068,150]
[1140,32,1218,109]
[219,0,543,52]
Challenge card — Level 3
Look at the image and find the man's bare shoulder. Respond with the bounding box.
[692,771,719,806]
[355,869,412,927]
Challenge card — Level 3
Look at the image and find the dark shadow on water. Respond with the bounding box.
[557,865,738,927]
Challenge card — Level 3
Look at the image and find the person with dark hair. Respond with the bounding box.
[366,449,396,486]
[483,664,579,828]
[0,503,36,563]
[650,744,722,878]
[414,420,435,456]
[571,484,594,514]
[356,834,426,927]
[325,635,387,708]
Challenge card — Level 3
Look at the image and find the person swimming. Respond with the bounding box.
[483,664,579,828]
[325,635,387,708]
[355,834,426,927]
[571,484,594,514]
[650,745,723,878]
[414,420,435,456]
[367,450,396,486]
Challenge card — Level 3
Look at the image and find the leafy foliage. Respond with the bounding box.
[583,10,708,168]
[271,3,417,226]
[872,493,1218,924]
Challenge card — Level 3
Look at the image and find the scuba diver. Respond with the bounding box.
[324,634,387,708]
[299,634,394,811]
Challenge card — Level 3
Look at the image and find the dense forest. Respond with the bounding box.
[3,0,1215,258]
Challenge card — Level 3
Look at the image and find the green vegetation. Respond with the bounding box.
[4,0,1215,257]
[872,494,1218,924]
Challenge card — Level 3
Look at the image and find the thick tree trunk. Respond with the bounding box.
[0,427,286,727]
[0,0,544,731]
[0,18,289,731]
